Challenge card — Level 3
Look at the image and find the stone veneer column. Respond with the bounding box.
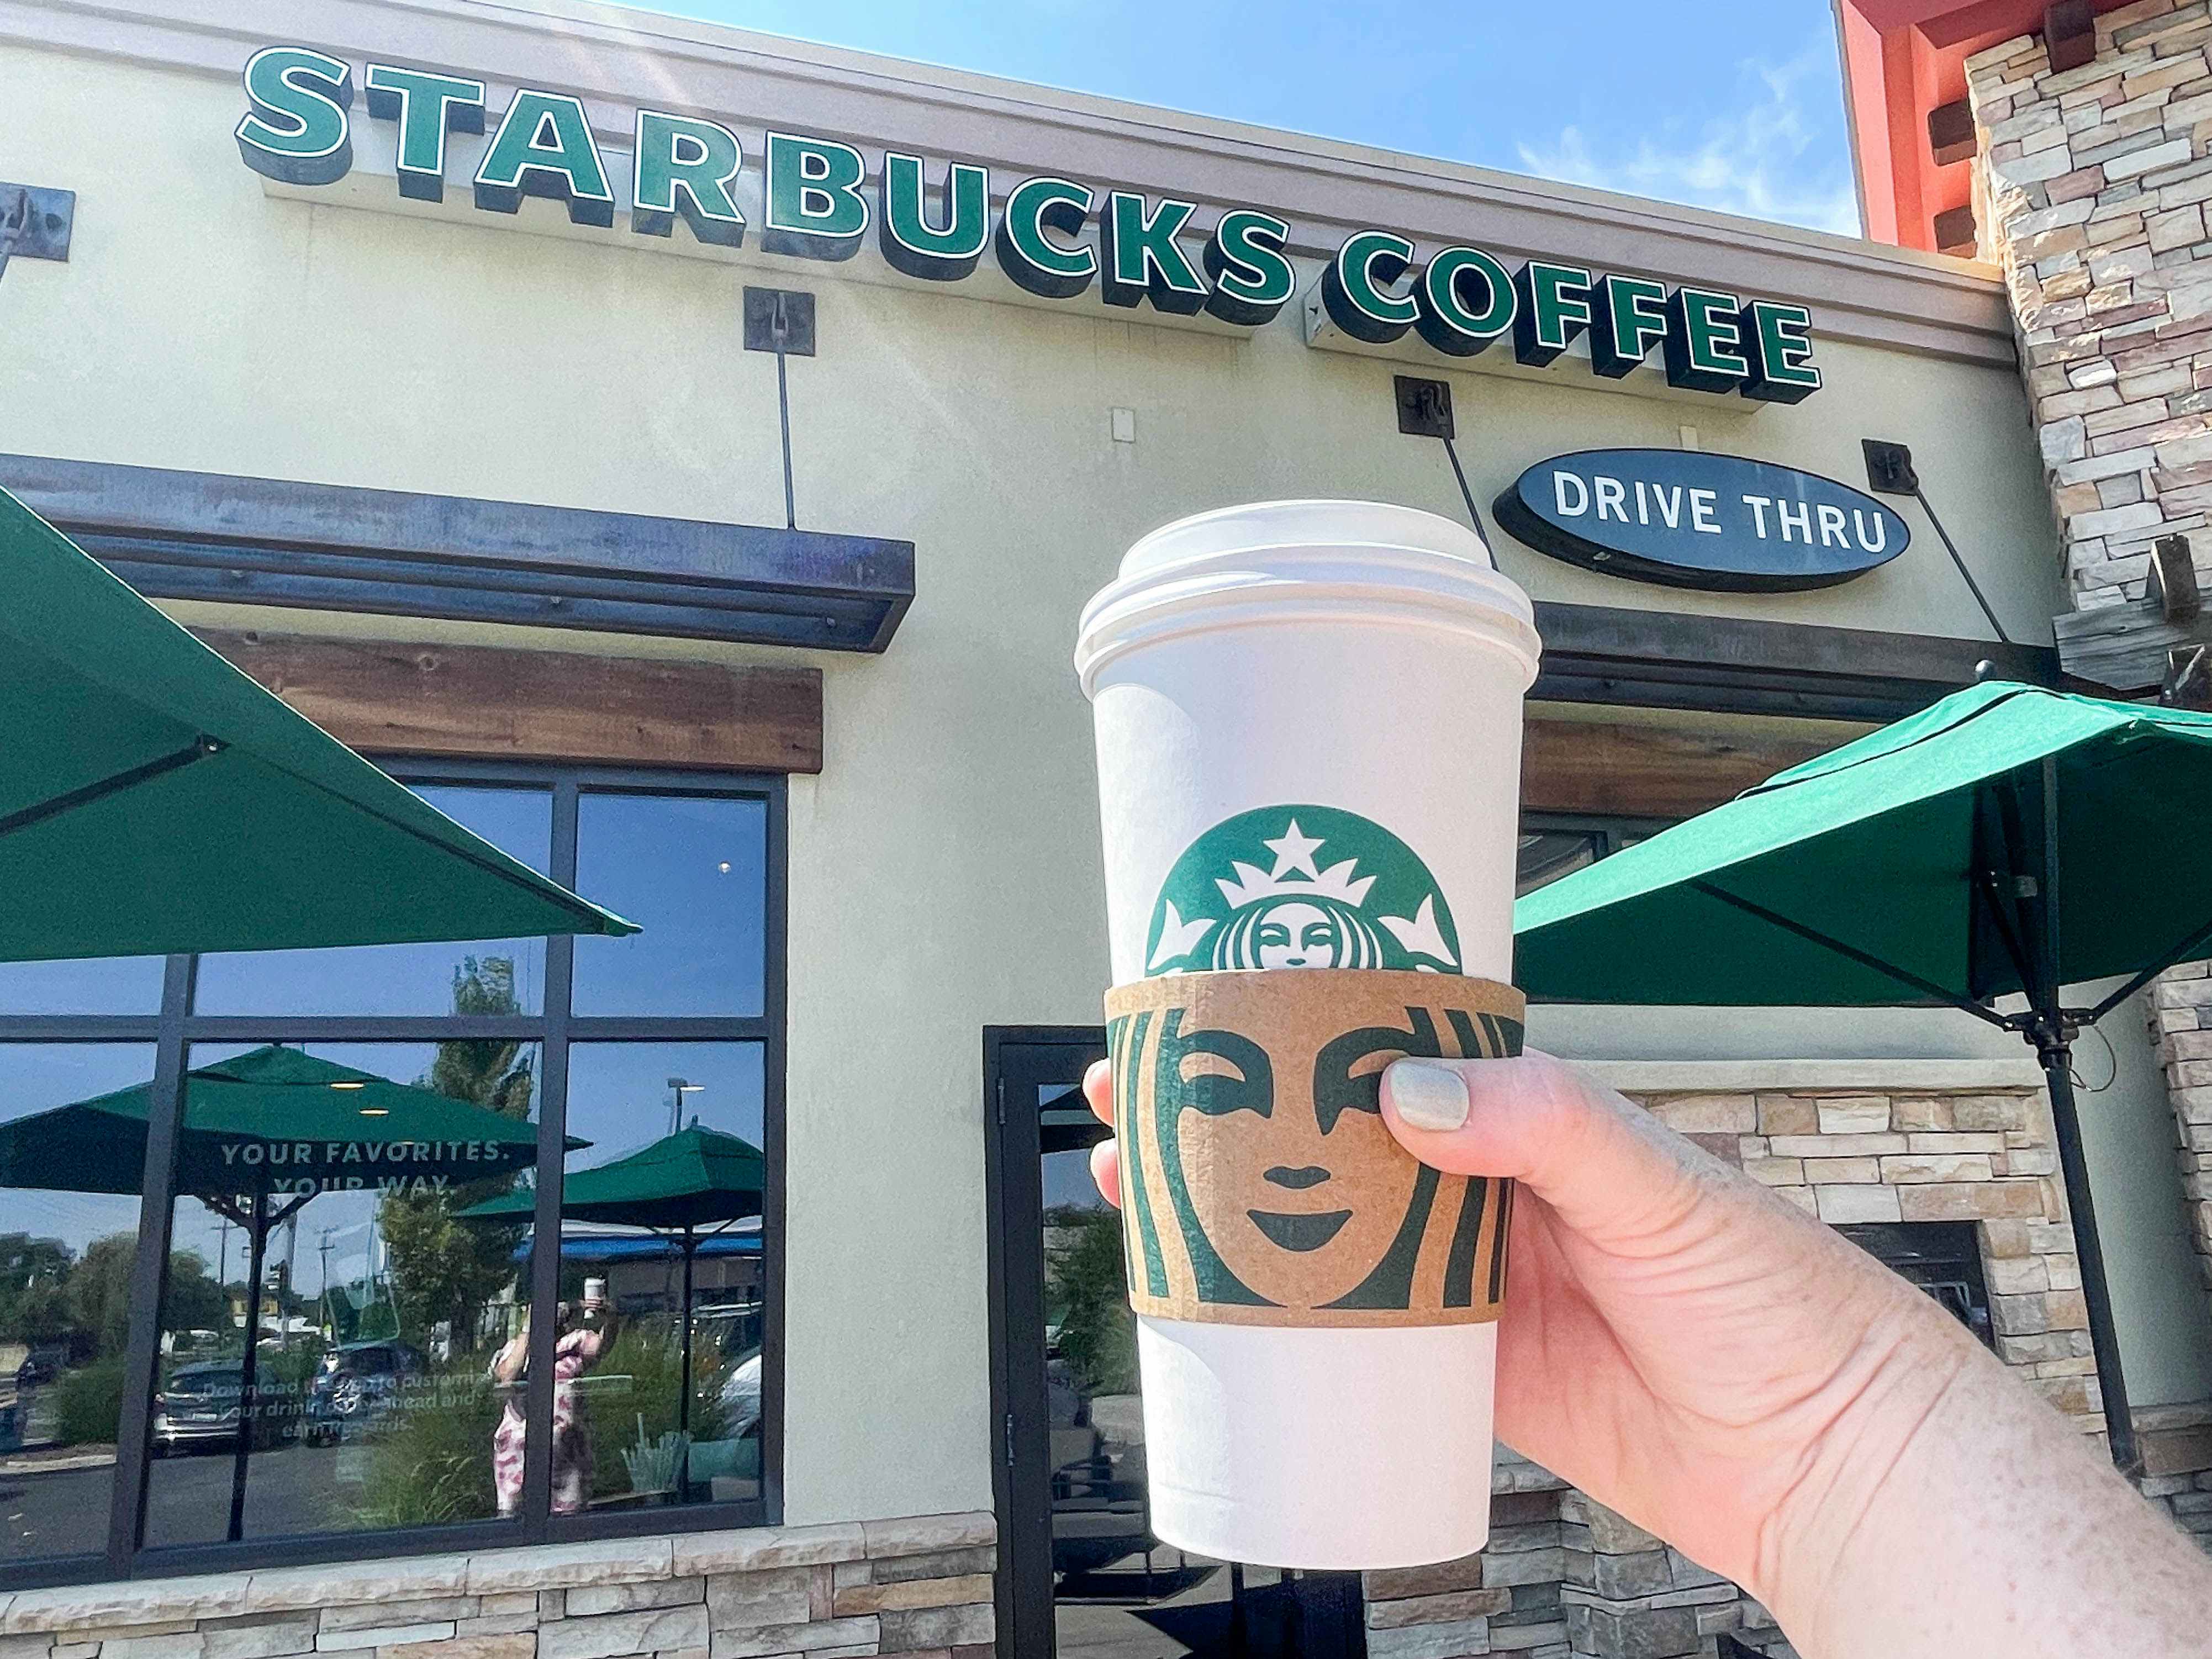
[1964,0,2212,1352]
[2147,962,2212,1317]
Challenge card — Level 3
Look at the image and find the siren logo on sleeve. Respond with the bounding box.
[1143,804,1463,976]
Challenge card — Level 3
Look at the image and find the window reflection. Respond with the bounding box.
[550,1044,766,1514]
[572,795,767,1017]
[1516,830,1604,896]
[193,789,552,1016]
[0,1044,153,1563]
[142,1036,538,1545]
[0,958,165,1017]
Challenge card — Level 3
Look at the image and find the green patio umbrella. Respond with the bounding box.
[460,1123,764,1457]
[0,487,637,960]
[1516,680,2212,1474]
[0,1044,587,1539]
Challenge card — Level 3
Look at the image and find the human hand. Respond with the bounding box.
[1084,1047,1948,1594]
[1083,1049,2212,1657]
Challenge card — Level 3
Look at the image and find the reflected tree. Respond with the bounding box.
[379,958,534,1354]
[0,1233,74,1347]
[1046,1207,1138,1396]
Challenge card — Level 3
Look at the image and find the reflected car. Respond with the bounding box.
[302,1340,427,1445]
[717,1349,761,1439]
[15,1346,67,1388]
[151,1361,292,1455]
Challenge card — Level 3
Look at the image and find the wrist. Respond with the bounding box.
[1750,1292,1977,1639]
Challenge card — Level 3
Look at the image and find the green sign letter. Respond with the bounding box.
[235,46,355,187]
[879,152,989,281]
[763,131,869,261]
[1416,245,1516,357]
[1203,209,1295,327]
[1513,261,1593,366]
[632,110,745,247]
[995,176,1096,299]
[473,89,615,226]
[1100,192,1210,315]
[1664,287,1751,393]
[1321,230,1418,344]
[1589,273,1670,379]
[364,64,483,203]
[1740,300,1822,403]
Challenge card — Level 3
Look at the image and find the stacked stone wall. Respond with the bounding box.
[0,1517,995,1659]
[1968,0,2212,612]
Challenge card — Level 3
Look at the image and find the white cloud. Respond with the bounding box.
[1515,41,1861,237]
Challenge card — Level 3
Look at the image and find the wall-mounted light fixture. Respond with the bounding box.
[0,183,74,283]
[1862,437,2012,644]
[1392,375,1496,553]
[743,287,817,531]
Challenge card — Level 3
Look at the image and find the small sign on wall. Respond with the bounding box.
[1491,448,1910,592]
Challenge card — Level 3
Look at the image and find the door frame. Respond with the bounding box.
[983,1024,1107,1659]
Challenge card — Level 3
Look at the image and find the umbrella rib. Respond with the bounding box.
[2085,909,2212,1023]
[0,735,222,840]
[1689,879,2012,1027]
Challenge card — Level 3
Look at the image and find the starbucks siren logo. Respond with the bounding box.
[1145,804,1461,976]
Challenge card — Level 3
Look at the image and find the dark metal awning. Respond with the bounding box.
[0,453,915,653]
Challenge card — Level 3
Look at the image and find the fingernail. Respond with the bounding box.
[1389,1060,1469,1132]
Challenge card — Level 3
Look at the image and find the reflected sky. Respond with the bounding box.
[573,795,766,1018]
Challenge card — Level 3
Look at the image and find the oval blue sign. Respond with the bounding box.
[1491,448,1909,592]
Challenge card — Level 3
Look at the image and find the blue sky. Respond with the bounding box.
[620,0,1862,237]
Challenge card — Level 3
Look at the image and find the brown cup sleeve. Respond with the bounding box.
[1104,969,1523,1329]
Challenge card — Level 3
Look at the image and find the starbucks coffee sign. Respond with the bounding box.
[232,47,1820,404]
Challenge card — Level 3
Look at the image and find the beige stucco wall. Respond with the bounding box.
[2,24,2203,1532]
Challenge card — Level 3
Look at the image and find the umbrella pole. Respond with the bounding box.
[2033,1033,2140,1475]
[2021,755,2140,1476]
[678,1230,695,1499]
[229,1190,267,1542]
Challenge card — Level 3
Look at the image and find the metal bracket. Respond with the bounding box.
[0,183,75,282]
[1393,375,1455,439]
[742,287,816,356]
[1860,438,1919,496]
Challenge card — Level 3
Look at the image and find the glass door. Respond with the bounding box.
[984,1029,1364,1659]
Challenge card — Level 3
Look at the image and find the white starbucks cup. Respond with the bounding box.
[1075,499,1540,1570]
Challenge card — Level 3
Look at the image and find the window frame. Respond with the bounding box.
[0,760,788,1587]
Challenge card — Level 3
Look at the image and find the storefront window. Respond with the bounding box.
[0,1045,154,1567]
[555,1044,766,1515]
[142,1041,540,1547]
[573,794,768,1016]
[0,766,782,1585]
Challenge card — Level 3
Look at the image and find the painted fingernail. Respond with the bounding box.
[1389,1060,1469,1132]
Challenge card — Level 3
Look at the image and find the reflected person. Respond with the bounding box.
[489,1291,615,1516]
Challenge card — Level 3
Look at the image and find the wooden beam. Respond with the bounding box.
[1933,203,1978,258]
[2046,0,2097,73]
[2053,592,2212,695]
[196,630,823,774]
[1522,717,1831,820]
[1928,98,1976,168]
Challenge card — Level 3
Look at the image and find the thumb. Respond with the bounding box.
[1380,1050,1715,1246]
